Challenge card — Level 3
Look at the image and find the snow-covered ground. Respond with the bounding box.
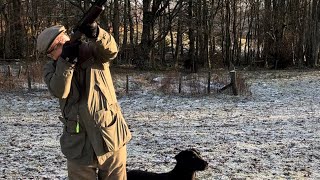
[1,70,320,179]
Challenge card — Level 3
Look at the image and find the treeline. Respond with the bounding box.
[0,0,320,70]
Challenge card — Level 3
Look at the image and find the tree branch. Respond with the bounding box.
[155,0,170,17]
[66,0,85,13]
[153,1,183,44]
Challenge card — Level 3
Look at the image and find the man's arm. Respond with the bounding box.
[43,59,74,99]
[91,27,118,63]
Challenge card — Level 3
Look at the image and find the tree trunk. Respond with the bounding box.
[225,0,231,68]
[138,10,154,68]
[174,14,182,69]
[136,0,173,69]
[188,0,197,73]
[296,0,307,66]
[0,2,5,59]
[134,0,139,45]
[231,0,238,65]
[113,0,120,44]
[202,0,209,69]
[4,0,25,59]
[128,0,134,46]
[159,14,165,67]
[263,0,272,68]
[306,0,320,67]
[123,0,128,49]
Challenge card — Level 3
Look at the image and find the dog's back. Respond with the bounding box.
[127,170,169,180]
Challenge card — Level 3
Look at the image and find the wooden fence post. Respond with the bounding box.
[207,71,211,94]
[27,67,32,91]
[18,66,23,78]
[230,70,238,95]
[219,70,239,95]
[178,74,182,94]
[7,65,12,77]
[126,75,129,94]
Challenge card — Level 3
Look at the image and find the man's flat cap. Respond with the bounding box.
[36,25,66,53]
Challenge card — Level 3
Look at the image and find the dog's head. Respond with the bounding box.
[175,148,208,171]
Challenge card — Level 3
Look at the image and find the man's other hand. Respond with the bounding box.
[79,22,98,39]
[60,41,81,64]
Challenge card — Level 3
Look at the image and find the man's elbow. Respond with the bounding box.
[48,83,70,99]
[108,51,118,60]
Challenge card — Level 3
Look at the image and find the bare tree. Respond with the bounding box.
[305,0,320,67]
[134,0,183,69]
[0,0,320,70]
[187,0,196,72]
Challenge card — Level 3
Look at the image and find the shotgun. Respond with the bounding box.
[70,0,108,43]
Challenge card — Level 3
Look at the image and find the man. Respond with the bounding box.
[37,22,131,180]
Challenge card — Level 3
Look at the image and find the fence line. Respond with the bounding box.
[123,71,248,96]
[1,65,249,96]
[0,65,47,91]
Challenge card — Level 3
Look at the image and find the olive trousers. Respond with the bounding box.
[67,145,127,180]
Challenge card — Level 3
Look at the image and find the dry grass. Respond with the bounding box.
[0,76,21,91]
[236,72,252,96]
[159,71,179,94]
[0,62,45,92]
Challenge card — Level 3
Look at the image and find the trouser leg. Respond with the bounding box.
[98,145,127,180]
[67,160,97,180]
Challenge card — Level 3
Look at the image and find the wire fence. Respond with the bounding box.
[0,64,251,96]
[114,71,251,96]
[0,64,47,91]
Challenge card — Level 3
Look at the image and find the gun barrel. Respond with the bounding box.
[74,5,104,32]
[71,0,108,42]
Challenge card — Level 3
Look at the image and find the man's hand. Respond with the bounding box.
[60,41,81,64]
[79,22,98,39]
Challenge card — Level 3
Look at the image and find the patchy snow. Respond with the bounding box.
[1,70,320,179]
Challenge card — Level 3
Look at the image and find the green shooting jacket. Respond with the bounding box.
[43,27,131,165]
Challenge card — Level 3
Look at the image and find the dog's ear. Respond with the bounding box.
[175,150,186,162]
[190,148,201,155]
[174,152,182,161]
[175,149,201,161]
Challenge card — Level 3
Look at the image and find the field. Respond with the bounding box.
[1,70,320,179]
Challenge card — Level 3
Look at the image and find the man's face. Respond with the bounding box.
[47,33,70,60]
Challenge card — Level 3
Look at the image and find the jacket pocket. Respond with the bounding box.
[94,109,131,152]
[94,108,114,127]
[60,127,86,159]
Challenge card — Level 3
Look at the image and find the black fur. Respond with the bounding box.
[127,149,208,180]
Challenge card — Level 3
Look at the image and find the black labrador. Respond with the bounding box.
[127,149,208,180]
